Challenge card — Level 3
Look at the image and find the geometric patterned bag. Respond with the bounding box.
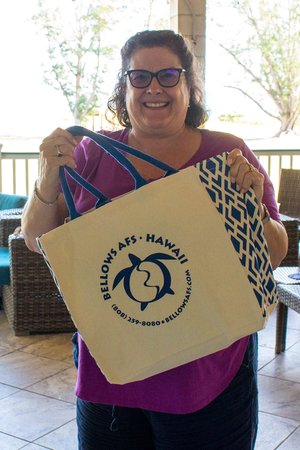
[198,155,277,319]
[37,126,277,384]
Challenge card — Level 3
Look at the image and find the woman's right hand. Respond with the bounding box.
[22,128,82,252]
[37,128,82,203]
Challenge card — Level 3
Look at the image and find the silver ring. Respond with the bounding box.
[55,144,64,157]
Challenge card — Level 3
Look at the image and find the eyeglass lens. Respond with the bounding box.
[128,68,183,88]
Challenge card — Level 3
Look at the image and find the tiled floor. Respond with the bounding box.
[0,308,299,450]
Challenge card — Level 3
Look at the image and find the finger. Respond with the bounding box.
[227,149,246,183]
[39,144,77,171]
[234,162,264,202]
[41,151,77,170]
[242,171,264,203]
[227,149,264,201]
[239,168,259,193]
[228,153,250,184]
[42,128,79,147]
[40,129,81,159]
[40,137,78,157]
[39,128,83,174]
[39,147,76,171]
[74,135,83,145]
[234,161,255,189]
[40,133,82,166]
[227,148,243,166]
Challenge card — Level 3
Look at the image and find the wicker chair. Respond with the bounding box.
[0,211,75,335]
[275,168,300,353]
[0,208,24,286]
[279,214,300,266]
[0,191,28,286]
[278,168,300,218]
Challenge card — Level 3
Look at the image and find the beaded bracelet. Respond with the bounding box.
[33,179,59,206]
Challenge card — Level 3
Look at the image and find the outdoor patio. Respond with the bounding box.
[0,306,299,449]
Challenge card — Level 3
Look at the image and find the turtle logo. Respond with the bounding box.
[112,253,176,311]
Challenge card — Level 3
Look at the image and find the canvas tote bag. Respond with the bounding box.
[37,126,278,384]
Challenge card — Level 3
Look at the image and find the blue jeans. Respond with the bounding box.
[75,334,258,450]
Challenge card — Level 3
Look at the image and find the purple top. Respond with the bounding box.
[69,128,280,414]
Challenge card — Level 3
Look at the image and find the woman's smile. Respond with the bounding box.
[143,101,169,108]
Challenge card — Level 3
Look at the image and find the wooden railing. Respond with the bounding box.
[254,149,300,196]
[0,147,300,197]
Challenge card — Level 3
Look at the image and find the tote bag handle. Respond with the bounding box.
[60,126,178,220]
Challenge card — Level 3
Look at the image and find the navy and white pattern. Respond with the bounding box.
[196,153,278,317]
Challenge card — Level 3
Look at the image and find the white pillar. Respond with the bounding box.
[170,0,206,78]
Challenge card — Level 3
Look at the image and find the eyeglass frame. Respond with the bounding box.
[124,67,187,88]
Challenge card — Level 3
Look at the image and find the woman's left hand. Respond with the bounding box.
[227,148,264,203]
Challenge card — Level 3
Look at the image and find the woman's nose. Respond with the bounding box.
[146,76,163,93]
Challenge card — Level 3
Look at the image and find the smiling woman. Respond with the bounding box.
[125,47,191,142]
[21,29,287,450]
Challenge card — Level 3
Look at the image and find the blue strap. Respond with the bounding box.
[66,126,177,177]
[60,126,178,220]
[59,166,111,220]
[59,167,80,220]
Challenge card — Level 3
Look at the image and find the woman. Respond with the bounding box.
[22,30,287,450]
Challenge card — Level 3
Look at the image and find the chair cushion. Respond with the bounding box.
[0,247,10,285]
[0,194,28,211]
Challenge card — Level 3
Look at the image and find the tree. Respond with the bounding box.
[216,0,300,136]
[33,0,170,126]
[33,0,114,125]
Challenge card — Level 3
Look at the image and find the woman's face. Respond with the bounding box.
[125,47,190,137]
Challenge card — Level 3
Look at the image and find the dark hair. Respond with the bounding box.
[106,30,208,128]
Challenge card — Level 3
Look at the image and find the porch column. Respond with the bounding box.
[170,0,206,79]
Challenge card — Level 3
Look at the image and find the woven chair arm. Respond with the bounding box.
[280,217,300,266]
[0,209,23,246]
[8,234,62,298]
[4,233,74,335]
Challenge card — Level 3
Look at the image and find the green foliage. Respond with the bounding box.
[33,0,115,124]
[32,0,169,125]
[219,0,300,135]
[218,113,243,123]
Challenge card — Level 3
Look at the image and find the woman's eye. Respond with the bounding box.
[133,72,148,82]
[161,71,177,82]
